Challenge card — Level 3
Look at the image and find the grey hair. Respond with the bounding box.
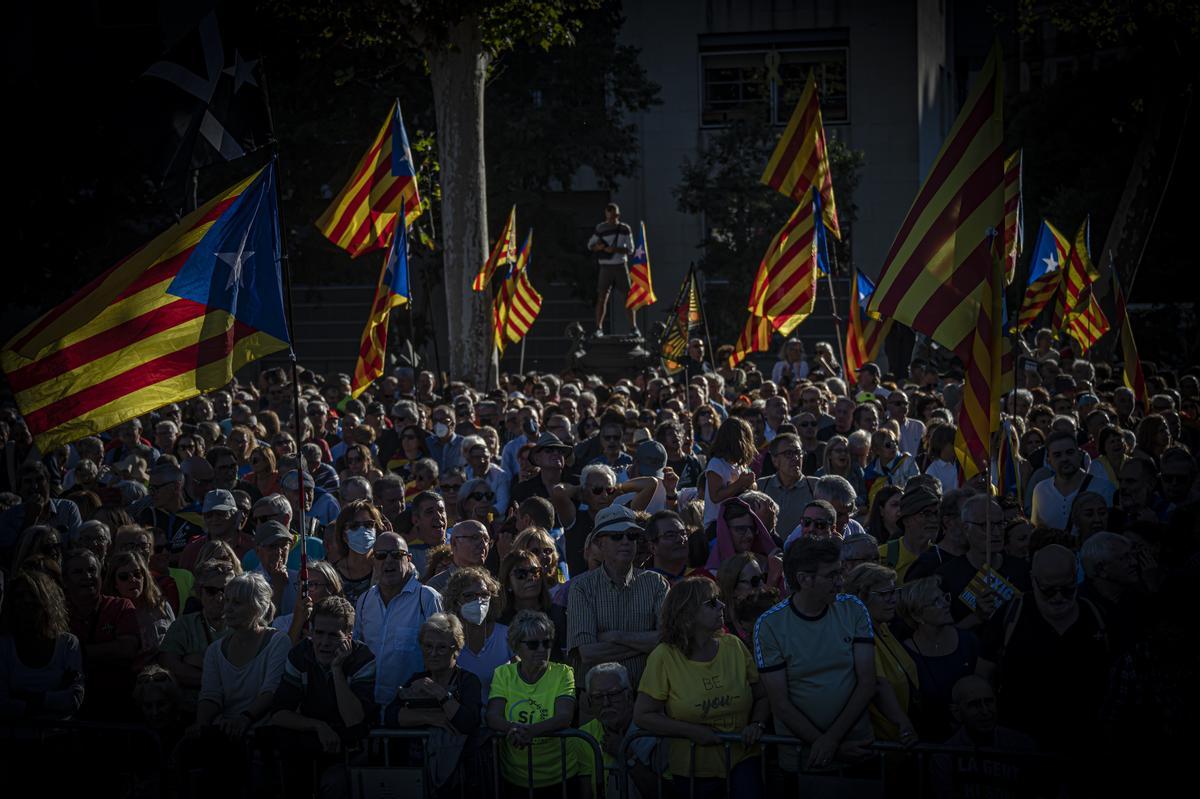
[341,476,373,502]
[307,560,344,596]
[253,493,292,518]
[225,572,275,627]
[840,532,879,559]
[300,442,323,461]
[816,474,857,506]
[847,430,871,451]
[824,377,847,396]
[117,480,149,504]
[456,478,491,518]
[78,519,111,544]
[959,493,1001,522]
[419,612,465,650]
[155,420,179,435]
[585,662,631,693]
[461,435,487,454]
[1080,532,1130,578]
[929,408,954,426]
[415,458,439,479]
[149,462,184,484]
[740,490,778,519]
[391,399,418,418]
[74,460,99,483]
[580,463,617,488]
[506,609,555,653]
[1014,389,1033,405]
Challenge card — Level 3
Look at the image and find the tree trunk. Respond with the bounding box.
[427,16,494,388]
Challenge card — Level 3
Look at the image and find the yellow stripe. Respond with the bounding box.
[32,327,287,452]
[316,113,393,231]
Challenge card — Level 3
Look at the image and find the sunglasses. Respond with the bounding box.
[1037,583,1077,599]
[442,483,464,491]
[738,574,765,588]
[513,567,542,580]
[589,485,616,495]
[521,639,554,651]
[374,550,411,561]
[468,491,496,502]
[801,517,833,529]
[702,597,724,609]
[602,532,641,542]
[881,441,897,449]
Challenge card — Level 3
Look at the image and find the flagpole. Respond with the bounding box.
[519,336,527,374]
[825,244,849,380]
[260,66,310,610]
[691,263,718,374]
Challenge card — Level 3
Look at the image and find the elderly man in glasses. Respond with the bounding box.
[426,520,491,592]
[353,531,444,707]
[566,504,668,689]
[462,434,510,516]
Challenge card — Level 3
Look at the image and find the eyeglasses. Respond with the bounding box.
[513,567,542,580]
[374,550,411,561]
[601,532,641,542]
[589,485,615,496]
[467,491,496,502]
[441,482,464,491]
[881,441,897,450]
[589,688,627,705]
[738,574,765,588]
[1037,583,1077,599]
[116,571,140,582]
[654,529,689,542]
[800,517,833,530]
[521,639,554,651]
[702,597,724,609]
[776,449,803,459]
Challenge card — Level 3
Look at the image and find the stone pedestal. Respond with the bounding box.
[565,323,656,380]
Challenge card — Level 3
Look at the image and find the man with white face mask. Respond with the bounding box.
[425,405,467,474]
[427,520,491,592]
[444,566,510,699]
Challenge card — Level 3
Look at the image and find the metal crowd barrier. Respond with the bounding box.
[616,730,1062,799]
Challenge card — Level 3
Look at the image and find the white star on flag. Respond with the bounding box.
[1042,253,1059,273]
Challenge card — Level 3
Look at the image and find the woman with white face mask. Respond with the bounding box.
[442,566,511,700]
[330,499,386,606]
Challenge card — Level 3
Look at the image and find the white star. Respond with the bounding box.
[217,248,255,290]
[223,50,259,94]
[1042,253,1059,273]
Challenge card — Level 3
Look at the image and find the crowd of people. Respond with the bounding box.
[0,330,1196,797]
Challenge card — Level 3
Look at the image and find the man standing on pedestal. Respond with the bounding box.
[588,203,636,337]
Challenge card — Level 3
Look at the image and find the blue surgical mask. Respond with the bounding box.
[347,525,376,555]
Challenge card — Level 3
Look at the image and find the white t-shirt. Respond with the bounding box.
[702,457,748,526]
[897,418,927,459]
[457,622,512,701]
[199,629,290,719]
[1030,473,1115,530]
[925,459,960,492]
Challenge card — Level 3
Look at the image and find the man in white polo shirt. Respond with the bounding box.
[1031,431,1114,530]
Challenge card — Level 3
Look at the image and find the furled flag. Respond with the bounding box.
[1061,221,1110,352]
[993,418,1023,505]
[1053,218,1101,329]
[1002,151,1023,285]
[661,270,702,375]
[1015,220,1071,331]
[493,229,532,354]
[729,313,773,369]
[761,72,840,239]
[1111,268,1148,411]
[868,45,1006,478]
[316,100,422,259]
[474,206,518,291]
[136,9,272,178]
[626,222,657,310]
[351,222,410,398]
[2,166,290,451]
[845,269,894,379]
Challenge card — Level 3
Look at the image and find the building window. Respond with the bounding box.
[700,47,849,127]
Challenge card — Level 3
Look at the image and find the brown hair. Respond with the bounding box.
[657,576,720,656]
[103,550,166,613]
[443,566,503,623]
[708,417,756,466]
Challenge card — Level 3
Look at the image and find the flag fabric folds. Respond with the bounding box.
[867,45,1006,478]
[993,418,1023,505]
[761,72,840,239]
[626,222,657,310]
[661,271,702,374]
[748,200,819,329]
[474,206,517,291]
[1015,220,1070,330]
[1053,218,1101,329]
[1002,151,1023,285]
[845,269,894,378]
[1060,220,1110,352]
[2,166,290,451]
[316,100,422,259]
[729,314,773,368]
[1111,269,1148,410]
[493,230,540,354]
[351,223,410,398]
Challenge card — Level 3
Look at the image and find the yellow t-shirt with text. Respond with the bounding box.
[491,661,579,788]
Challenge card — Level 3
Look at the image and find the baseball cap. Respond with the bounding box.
[634,440,667,479]
[254,520,293,548]
[202,489,237,514]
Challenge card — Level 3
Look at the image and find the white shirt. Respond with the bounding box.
[925,459,960,492]
[353,579,443,704]
[1030,473,1115,530]
[896,418,927,458]
[772,359,810,386]
[199,629,290,719]
[456,623,512,702]
[702,457,748,526]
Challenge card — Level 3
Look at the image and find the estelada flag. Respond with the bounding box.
[1015,220,1070,331]
[3,166,290,451]
[474,206,517,291]
[316,100,422,258]
[351,221,411,398]
[626,221,657,310]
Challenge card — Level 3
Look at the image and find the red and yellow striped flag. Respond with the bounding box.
[1111,269,1148,410]
[845,269,893,378]
[1015,220,1071,330]
[2,167,291,451]
[1002,151,1023,286]
[625,221,656,310]
[491,228,529,354]
[503,270,543,346]
[1053,218,1100,328]
[1065,289,1110,352]
[748,201,819,327]
[351,223,410,398]
[729,314,773,368]
[474,205,517,292]
[868,45,1006,478]
[761,72,840,239]
[316,100,422,258]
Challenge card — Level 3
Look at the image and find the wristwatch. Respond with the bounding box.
[438,692,452,706]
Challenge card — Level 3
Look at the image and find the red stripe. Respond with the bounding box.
[879,74,998,272]
[344,178,411,255]
[765,95,820,193]
[908,238,995,352]
[12,197,238,353]
[7,299,208,393]
[326,140,396,246]
[345,116,394,194]
[874,152,1003,329]
[759,237,817,312]
[25,318,257,436]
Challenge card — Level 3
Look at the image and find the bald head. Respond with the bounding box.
[1032,543,1076,583]
[952,674,994,705]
